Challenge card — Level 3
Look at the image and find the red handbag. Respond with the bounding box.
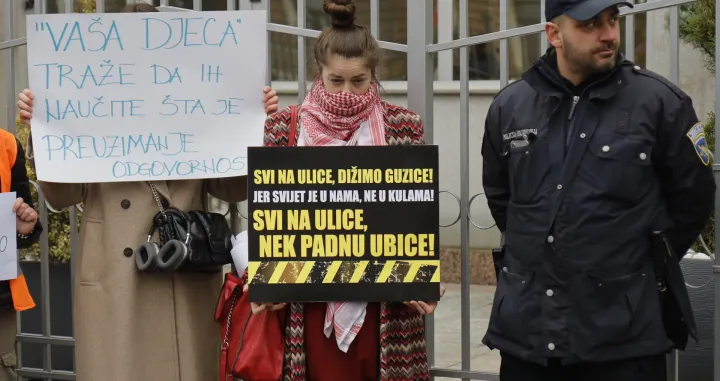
[215,271,286,381]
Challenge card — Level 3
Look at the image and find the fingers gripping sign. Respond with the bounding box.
[13,197,38,236]
[404,284,446,315]
[243,283,287,315]
[17,89,34,128]
[263,86,279,116]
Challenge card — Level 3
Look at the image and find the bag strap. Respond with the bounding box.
[289,105,298,147]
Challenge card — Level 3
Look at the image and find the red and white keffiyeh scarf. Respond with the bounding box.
[298,81,386,353]
[299,80,386,147]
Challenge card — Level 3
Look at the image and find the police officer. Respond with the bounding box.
[480,0,716,378]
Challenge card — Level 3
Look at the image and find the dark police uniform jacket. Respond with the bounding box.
[480,51,716,365]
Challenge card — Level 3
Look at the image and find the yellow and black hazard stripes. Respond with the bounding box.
[248,260,440,285]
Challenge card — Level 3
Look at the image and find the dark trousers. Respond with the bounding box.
[499,353,667,381]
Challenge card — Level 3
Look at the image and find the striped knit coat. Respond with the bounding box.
[263,102,431,381]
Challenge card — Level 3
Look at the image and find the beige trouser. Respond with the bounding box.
[0,310,17,381]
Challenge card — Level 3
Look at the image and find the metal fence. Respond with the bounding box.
[1,0,719,380]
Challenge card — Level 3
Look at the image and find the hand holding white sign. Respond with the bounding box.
[0,193,19,281]
[25,11,268,183]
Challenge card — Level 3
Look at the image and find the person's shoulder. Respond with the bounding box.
[382,102,422,127]
[489,79,533,112]
[622,61,689,101]
[0,129,14,143]
[495,79,530,99]
[0,129,18,154]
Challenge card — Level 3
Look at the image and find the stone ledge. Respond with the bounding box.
[440,247,497,285]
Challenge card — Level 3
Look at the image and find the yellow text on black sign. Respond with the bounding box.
[257,232,436,259]
[252,167,434,185]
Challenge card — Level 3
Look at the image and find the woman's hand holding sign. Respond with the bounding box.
[263,86,279,116]
[17,89,33,127]
[405,285,445,315]
[243,283,287,315]
[405,284,445,315]
[14,197,38,236]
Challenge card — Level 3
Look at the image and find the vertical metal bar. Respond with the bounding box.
[369,0,379,79]
[4,0,16,135]
[66,1,77,375]
[70,205,77,375]
[407,2,435,378]
[227,0,236,11]
[4,2,19,377]
[160,0,169,7]
[264,0,271,87]
[437,0,453,81]
[623,0,635,61]
[499,0,509,87]
[406,0,434,144]
[540,0,547,52]
[668,6,679,83]
[95,0,104,14]
[297,0,306,102]
[39,197,51,377]
[459,0,470,379]
[370,0,379,39]
[193,0,202,12]
[714,0,720,380]
[35,0,46,14]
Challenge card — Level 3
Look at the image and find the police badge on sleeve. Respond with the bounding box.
[686,122,712,166]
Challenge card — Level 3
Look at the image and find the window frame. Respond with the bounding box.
[270,0,507,95]
[158,0,643,96]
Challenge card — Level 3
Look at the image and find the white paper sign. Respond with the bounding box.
[0,193,18,281]
[25,11,268,183]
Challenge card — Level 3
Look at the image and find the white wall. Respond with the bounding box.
[645,9,716,121]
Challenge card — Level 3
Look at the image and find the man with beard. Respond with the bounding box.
[480,0,716,379]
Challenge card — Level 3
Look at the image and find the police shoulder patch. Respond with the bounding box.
[686,122,711,166]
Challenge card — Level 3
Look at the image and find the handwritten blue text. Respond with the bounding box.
[41,132,197,161]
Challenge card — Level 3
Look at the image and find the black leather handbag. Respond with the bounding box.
[135,182,233,273]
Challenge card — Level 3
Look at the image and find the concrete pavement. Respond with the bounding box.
[430,283,500,380]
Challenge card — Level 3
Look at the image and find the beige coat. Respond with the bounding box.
[29,147,246,381]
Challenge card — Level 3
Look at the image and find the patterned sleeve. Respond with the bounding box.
[263,106,295,147]
[410,112,426,146]
[383,103,426,146]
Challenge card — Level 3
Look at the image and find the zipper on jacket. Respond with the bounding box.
[567,96,580,120]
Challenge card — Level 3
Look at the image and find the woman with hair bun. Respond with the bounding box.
[253,0,442,380]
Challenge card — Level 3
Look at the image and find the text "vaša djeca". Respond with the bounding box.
[33,16,243,53]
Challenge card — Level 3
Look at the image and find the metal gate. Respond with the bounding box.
[1,0,718,380]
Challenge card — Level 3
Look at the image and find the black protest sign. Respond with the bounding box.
[246,145,440,303]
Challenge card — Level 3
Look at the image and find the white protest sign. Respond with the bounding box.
[0,193,18,281]
[25,11,268,183]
